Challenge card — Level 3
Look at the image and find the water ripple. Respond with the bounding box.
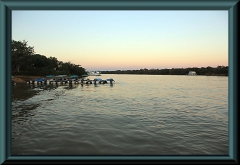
[12,75,228,155]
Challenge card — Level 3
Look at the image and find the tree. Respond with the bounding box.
[12,40,35,73]
[30,54,49,68]
[48,56,59,70]
[57,61,86,75]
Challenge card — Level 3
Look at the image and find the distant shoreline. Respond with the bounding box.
[11,73,227,84]
[100,73,228,76]
[100,66,228,76]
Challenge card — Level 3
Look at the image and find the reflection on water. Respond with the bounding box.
[29,83,78,90]
[12,83,39,102]
[13,82,81,95]
[11,75,228,155]
[12,83,77,118]
[12,82,115,120]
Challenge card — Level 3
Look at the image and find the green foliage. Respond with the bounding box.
[12,40,86,76]
[101,66,228,76]
[12,40,35,73]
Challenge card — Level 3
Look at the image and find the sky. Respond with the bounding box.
[12,10,228,71]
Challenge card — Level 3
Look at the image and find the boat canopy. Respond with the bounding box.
[94,78,102,81]
[106,78,114,81]
[55,75,68,78]
[70,75,78,78]
[35,78,45,82]
[46,75,55,78]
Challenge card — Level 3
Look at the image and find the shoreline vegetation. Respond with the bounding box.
[11,40,228,84]
[12,40,86,78]
[12,65,227,84]
[101,66,228,76]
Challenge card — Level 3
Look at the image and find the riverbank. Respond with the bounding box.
[12,75,43,83]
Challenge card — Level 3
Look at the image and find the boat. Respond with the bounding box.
[25,74,115,85]
[106,78,114,82]
[188,71,197,75]
[106,78,115,83]
[46,75,55,78]
[35,77,46,82]
[81,74,89,77]
[93,78,102,82]
[87,71,101,76]
[27,77,46,84]
[54,75,68,83]
[70,75,78,79]
[96,78,115,84]
[79,78,92,84]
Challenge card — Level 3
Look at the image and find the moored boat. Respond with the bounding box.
[87,71,101,76]
[26,74,115,85]
[188,71,197,75]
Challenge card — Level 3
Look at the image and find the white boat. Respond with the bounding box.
[188,71,197,75]
[87,71,101,76]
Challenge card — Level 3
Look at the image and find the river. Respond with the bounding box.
[11,74,228,155]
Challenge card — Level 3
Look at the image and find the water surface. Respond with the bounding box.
[11,74,228,155]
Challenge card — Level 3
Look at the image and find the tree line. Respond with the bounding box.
[101,66,228,76]
[12,40,86,76]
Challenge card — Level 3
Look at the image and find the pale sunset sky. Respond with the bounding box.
[12,10,228,71]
